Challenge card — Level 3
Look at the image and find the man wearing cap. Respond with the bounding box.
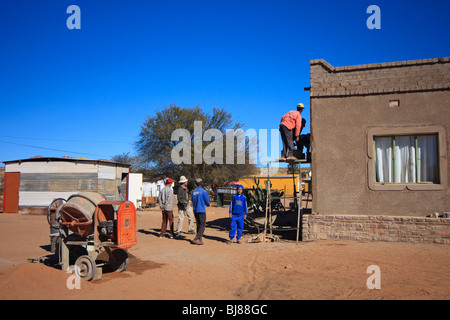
[191,178,210,245]
[158,178,175,239]
[175,176,195,237]
[279,103,305,160]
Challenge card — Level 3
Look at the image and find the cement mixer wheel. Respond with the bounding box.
[110,248,129,273]
[116,257,129,273]
[74,255,97,281]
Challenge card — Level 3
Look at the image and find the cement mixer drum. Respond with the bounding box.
[57,192,106,237]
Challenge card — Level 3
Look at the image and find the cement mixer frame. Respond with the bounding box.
[48,194,137,281]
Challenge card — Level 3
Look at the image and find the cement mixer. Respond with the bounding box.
[47,192,137,281]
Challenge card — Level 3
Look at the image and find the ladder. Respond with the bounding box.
[262,158,307,242]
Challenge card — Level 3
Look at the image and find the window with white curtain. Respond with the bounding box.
[374,134,439,184]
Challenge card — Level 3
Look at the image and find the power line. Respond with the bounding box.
[0,135,133,145]
[0,139,114,158]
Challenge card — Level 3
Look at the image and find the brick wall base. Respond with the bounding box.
[302,214,450,244]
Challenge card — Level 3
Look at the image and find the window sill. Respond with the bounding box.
[368,182,445,191]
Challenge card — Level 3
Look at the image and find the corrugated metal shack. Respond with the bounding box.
[2,156,130,214]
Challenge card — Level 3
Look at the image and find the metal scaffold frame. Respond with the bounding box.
[262,158,306,243]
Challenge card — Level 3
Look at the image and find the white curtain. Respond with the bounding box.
[375,135,439,185]
[375,137,393,183]
[394,136,416,183]
[417,135,438,183]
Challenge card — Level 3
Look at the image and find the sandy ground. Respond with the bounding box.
[0,206,449,300]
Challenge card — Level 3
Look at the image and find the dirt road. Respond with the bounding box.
[1,207,449,300]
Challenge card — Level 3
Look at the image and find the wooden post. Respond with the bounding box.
[268,171,272,235]
[263,163,270,242]
[296,161,302,243]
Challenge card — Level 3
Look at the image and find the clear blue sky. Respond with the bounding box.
[1,0,449,166]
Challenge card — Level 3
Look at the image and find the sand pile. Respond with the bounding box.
[0,262,80,299]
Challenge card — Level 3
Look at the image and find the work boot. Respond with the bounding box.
[192,239,204,245]
[175,232,185,239]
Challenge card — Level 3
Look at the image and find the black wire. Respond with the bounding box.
[0,135,132,144]
[0,139,113,158]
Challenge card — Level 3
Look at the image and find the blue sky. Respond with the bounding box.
[0,0,449,166]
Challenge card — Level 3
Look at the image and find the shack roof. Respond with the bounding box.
[2,156,130,168]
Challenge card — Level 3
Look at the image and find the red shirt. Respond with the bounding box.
[280,110,302,137]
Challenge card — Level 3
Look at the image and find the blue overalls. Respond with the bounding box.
[229,185,248,241]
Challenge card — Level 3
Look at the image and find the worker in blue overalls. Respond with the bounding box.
[227,185,248,244]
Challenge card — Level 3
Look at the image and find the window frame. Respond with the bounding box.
[367,126,447,191]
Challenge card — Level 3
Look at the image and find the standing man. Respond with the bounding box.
[175,176,195,237]
[191,178,210,245]
[227,185,248,244]
[279,103,304,160]
[158,178,175,239]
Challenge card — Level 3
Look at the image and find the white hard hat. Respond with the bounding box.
[179,176,188,183]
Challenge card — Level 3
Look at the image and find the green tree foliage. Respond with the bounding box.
[110,152,141,173]
[111,152,133,165]
[135,104,257,187]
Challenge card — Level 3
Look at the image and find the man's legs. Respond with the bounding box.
[279,124,294,158]
[186,205,195,233]
[161,210,174,237]
[279,125,287,158]
[166,210,174,235]
[229,215,237,240]
[161,210,168,234]
[176,208,185,234]
[236,215,245,241]
[193,212,206,243]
